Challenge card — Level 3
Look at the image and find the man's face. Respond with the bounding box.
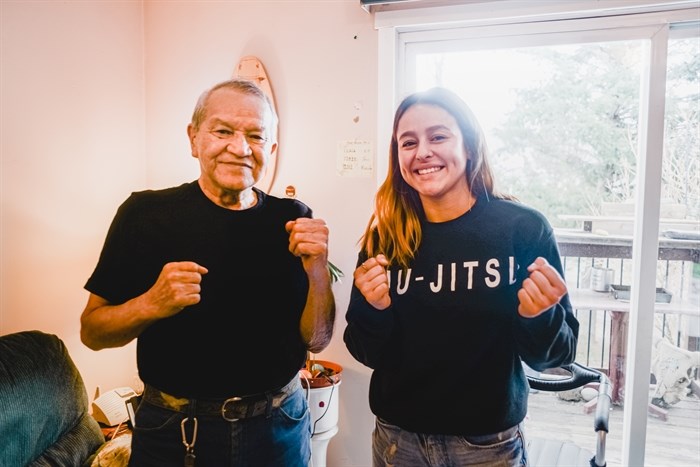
[188,88,277,200]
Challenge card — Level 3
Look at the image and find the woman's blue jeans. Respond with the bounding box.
[128,384,311,467]
[372,417,528,467]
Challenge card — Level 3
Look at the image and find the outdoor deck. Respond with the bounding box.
[526,387,700,466]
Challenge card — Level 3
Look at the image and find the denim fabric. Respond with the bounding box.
[372,417,528,467]
[128,383,311,467]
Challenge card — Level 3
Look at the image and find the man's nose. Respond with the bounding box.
[226,132,252,154]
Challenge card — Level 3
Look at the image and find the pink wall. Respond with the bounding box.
[2,1,378,465]
[1,0,147,408]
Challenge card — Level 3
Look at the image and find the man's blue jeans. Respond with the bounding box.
[372,417,528,467]
[128,383,311,467]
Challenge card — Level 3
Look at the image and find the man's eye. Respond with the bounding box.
[214,129,233,136]
[247,134,266,142]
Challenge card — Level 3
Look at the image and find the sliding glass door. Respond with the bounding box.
[377,6,699,466]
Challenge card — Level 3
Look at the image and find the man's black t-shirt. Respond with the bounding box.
[86,181,311,398]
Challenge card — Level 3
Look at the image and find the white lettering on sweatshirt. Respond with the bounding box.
[391,256,517,295]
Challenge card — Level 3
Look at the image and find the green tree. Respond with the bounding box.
[663,37,700,218]
[492,38,699,224]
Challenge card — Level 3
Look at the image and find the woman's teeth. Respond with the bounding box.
[417,166,442,175]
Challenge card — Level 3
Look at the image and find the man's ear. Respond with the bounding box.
[187,124,198,157]
[269,141,278,156]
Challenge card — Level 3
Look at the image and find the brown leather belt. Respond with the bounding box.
[142,377,300,421]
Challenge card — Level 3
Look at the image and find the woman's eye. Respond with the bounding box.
[431,134,447,142]
[401,140,416,149]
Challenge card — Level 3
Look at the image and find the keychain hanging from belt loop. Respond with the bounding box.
[181,401,198,467]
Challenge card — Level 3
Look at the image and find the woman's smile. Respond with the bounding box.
[416,165,444,175]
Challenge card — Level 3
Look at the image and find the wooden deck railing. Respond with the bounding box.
[555,229,700,404]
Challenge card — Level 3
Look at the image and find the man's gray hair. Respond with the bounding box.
[190,78,278,137]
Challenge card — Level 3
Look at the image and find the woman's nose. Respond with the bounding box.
[416,142,433,160]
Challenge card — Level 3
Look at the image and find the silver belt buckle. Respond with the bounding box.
[221,396,242,421]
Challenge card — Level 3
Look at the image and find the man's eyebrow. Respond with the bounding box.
[210,118,266,132]
[209,118,230,127]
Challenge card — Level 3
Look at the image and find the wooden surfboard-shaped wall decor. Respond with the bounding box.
[235,56,278,194]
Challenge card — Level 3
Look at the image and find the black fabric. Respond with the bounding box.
[344,196,579,436]
[85,181,311,398]
[0,330,105,467]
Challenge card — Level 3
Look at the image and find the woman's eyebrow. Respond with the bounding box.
[398,124,451,139]
[397,129,416,140]
[426,124,451,133]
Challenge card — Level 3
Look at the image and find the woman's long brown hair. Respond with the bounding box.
[360,87,511,269]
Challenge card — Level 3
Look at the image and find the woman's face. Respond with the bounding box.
[396,104,470,210]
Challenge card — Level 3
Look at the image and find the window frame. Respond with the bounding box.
[372,3,699,466]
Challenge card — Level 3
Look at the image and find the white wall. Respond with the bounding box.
[1,1,377,465]
[1,0,147,399]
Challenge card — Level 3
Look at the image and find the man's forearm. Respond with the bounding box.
[80,294,157,350]
[300,275,336,353]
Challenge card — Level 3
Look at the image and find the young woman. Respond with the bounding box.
[344,87,579,466]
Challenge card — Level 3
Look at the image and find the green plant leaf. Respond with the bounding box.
[328,261,345,284]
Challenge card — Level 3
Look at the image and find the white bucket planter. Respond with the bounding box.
[300,360,342,467]
[309,381,341,434]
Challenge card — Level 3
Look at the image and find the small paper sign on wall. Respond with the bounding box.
[337,140,372,177]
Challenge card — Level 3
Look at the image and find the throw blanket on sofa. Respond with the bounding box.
[0,330,105,466]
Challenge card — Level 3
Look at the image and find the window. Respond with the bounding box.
[411,40,647,224]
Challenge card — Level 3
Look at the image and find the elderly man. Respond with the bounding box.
[80,79,335,466]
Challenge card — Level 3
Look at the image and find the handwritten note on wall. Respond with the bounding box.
[337,140,372,177]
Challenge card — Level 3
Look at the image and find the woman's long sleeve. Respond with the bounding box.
[343,255,397,370]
